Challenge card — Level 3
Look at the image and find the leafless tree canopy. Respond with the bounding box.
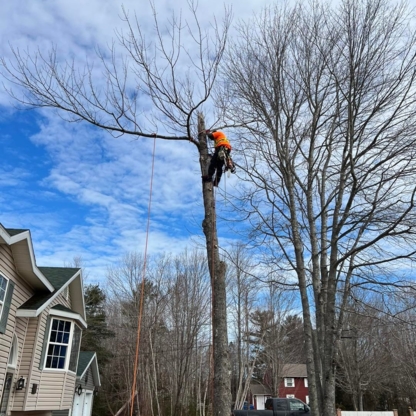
[1,1,231,142]
[222,0,416,415]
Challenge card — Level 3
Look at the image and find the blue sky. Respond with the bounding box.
[0,0,271,284]
[3,0,415,286]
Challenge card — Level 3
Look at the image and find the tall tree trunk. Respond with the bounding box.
[198,113,231,416]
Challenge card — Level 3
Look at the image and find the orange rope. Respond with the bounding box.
[130,137,157,416]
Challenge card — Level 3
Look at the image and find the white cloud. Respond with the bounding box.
[0,0,252,283]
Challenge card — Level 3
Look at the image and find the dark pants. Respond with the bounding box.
[208,146,230,185]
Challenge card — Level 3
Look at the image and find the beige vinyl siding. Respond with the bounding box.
[0,243,34,416]
[82,367,95,392]
[24,294,78,411]
[0,242,81,414]
[9,317,30,411]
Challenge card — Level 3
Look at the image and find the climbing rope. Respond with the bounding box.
[129,137,157,416]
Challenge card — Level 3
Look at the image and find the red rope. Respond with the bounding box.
[130,137,157,416]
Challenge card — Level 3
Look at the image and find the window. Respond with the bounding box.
[68,324,81,372]
[304,378,308,387]
[286,394,295,399]
[305,396,309,404]
[289,399,305,411]
[44,319,81,371]
[0,275,8,319]
[284,377,295,387]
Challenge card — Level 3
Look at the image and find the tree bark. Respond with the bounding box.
[198,113,231,416]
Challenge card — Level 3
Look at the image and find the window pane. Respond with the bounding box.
[58,358,65,369]
[69,325,81,372]
[62,332,70,344]
[50,330,57,342]
[0,275,7,303]
[45,319,71,370]
[289,400,304,411]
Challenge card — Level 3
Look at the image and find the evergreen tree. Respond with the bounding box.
[82,284,114,365]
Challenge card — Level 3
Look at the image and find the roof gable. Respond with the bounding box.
[77,352,101,386]
[0,225,54,291]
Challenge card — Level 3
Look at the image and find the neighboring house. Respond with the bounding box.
[248,364,309,409]
[278,364,309,404]
[249,382,272,410]
[71,352,100,416]
[0,224,98,416]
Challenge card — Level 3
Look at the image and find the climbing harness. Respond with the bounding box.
[218,146,236,174]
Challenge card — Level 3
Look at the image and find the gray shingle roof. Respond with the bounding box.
[77,351,96,378]
[250,383,272,395]
[5,228,28,236]
[17,291,55,310]
[17,267,79,311]
[39,267,79,290]
[280,364,307,378]
[51,304,76,314]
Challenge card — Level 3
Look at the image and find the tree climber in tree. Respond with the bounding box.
[202,130,236,186]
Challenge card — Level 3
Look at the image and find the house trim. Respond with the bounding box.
[49,308,87,330]
[0,226,54,292]
[16,271,83,319]
[77,353,101,387]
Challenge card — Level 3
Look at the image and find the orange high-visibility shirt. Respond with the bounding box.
[211,131,231,150]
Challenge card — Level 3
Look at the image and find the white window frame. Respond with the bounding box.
[305,395,309,404]
[286,394,295,399]
[284,377,295,388]
[0,274,9,321]
[44,318,75,372]
[7,334,18,370]
[304,378,308,387]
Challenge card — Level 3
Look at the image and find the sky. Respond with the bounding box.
[2,0,416,286]
[0,0,273,284]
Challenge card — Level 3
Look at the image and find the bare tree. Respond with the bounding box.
[222,1,416,415]
[1,3,232,415]
[337,295,392,411]
[226,243,259,407]
[106,250,213,416]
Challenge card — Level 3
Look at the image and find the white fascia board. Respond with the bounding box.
[7,230,54,292]
[50,308,88,329]
[15,310,38,318]
[78,353,101,386]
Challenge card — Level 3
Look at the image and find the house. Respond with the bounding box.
[278,364,309,404]
[248,364,309,409]
[71,352,101,416]
[249,382,272,410]
[0,224,98,416]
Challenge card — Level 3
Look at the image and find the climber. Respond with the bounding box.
[202,130,236,186]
